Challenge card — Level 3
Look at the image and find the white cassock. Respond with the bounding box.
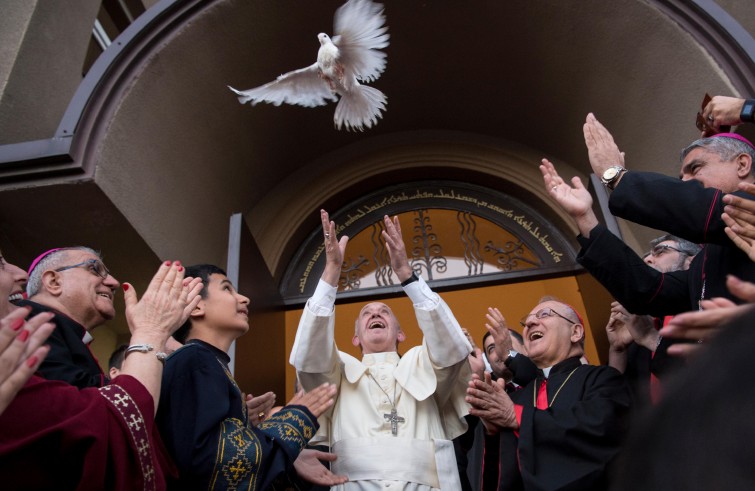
[290,276,472,490]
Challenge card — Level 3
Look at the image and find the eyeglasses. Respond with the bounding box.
[648,244,683,257]
[54,259,111,279]
[520,307,575,328]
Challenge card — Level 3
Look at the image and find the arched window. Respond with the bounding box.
[281,180,578,303]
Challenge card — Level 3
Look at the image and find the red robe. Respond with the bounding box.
[0,375,177,491]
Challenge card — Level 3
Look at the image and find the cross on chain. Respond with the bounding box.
[383,408,405,436]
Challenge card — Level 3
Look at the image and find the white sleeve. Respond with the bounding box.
[403,275,439,310]
[289,280,341,383]
[308,279,338,316]
[408,277,471,367]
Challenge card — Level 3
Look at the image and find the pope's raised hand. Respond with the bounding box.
[320,209,349,287]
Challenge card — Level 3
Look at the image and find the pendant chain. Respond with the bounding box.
[533,366,580,408]
[367,371,397,409]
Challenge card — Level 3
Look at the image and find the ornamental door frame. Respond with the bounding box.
[281,180,581,305]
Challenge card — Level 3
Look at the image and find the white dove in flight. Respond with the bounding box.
[228,0,389,131]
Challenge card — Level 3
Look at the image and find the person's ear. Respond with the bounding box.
[190,299,205,319]
[736,153,752,179]
[571,323,585,344]
[352,334,361,348]
[41,270,63,296]
[397,329,406,343]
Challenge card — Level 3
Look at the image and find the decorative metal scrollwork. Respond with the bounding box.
[457,211,485,275]
[484,240,542,271]
[408,209,447,280]
[339,255,370,290]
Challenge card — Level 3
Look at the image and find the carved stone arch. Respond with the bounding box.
[281,180,579,304]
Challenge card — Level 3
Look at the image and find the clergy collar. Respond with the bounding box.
[185,338,231,365]
[362,351,400,366]
[538,356,582,379]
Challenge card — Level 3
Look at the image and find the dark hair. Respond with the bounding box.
[680,135,755,169]
[108,344,128,370]
[172,264,227,344]
[509,329,524,345]
[482,329,524,346]
[482,331,493,345]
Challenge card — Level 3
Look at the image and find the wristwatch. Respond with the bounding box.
[600,165,626,190]
[400,272,419,287]
[503,349,518,366]
[741,99,755,123]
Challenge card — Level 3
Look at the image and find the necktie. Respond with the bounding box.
[536,378,548,409]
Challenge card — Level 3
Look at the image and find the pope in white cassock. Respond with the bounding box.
[290,210,472,490]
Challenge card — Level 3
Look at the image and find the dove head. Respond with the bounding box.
[317,33,331,45]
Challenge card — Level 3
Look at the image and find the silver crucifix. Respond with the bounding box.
[383,408,405,436]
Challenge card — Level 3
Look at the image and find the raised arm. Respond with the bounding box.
[701,96,748,137]
[289,210,349,386]
[583,113,626,181]
[540,159,600,237]
[381,214,414,282]
[121,261,202,411]
[381,214,471,367]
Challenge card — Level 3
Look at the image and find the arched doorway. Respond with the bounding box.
[277,180,613,397]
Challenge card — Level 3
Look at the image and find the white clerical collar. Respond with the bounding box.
[82,332,93,345]
[362,351,400,366]
[542,366,553,378]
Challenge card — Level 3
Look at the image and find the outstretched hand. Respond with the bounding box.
[286,383,338,418]
[723,182,755,262]
[320,209,349,287]
[660,275,755,357]
[583,113,625,176]
[540,159,599,236]
[485,307,513,362]
[382,215,414,282]
[293,449,349,486]
[0,308,56,416]
[124,261,203,342]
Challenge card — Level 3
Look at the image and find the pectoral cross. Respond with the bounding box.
[383,408,405,436]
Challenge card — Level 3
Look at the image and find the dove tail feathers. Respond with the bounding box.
[334,84,386,131]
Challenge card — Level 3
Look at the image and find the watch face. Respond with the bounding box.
[603,167,619,180]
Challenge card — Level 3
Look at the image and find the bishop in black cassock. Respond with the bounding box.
[466,299,632,491]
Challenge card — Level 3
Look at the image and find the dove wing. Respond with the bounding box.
[332,0,389,83]
[229,63,338,107]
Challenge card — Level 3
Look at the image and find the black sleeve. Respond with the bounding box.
[506,353,538,387]
[650,336,687,379]
[576,224,693,316]
[609,171,752,245]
